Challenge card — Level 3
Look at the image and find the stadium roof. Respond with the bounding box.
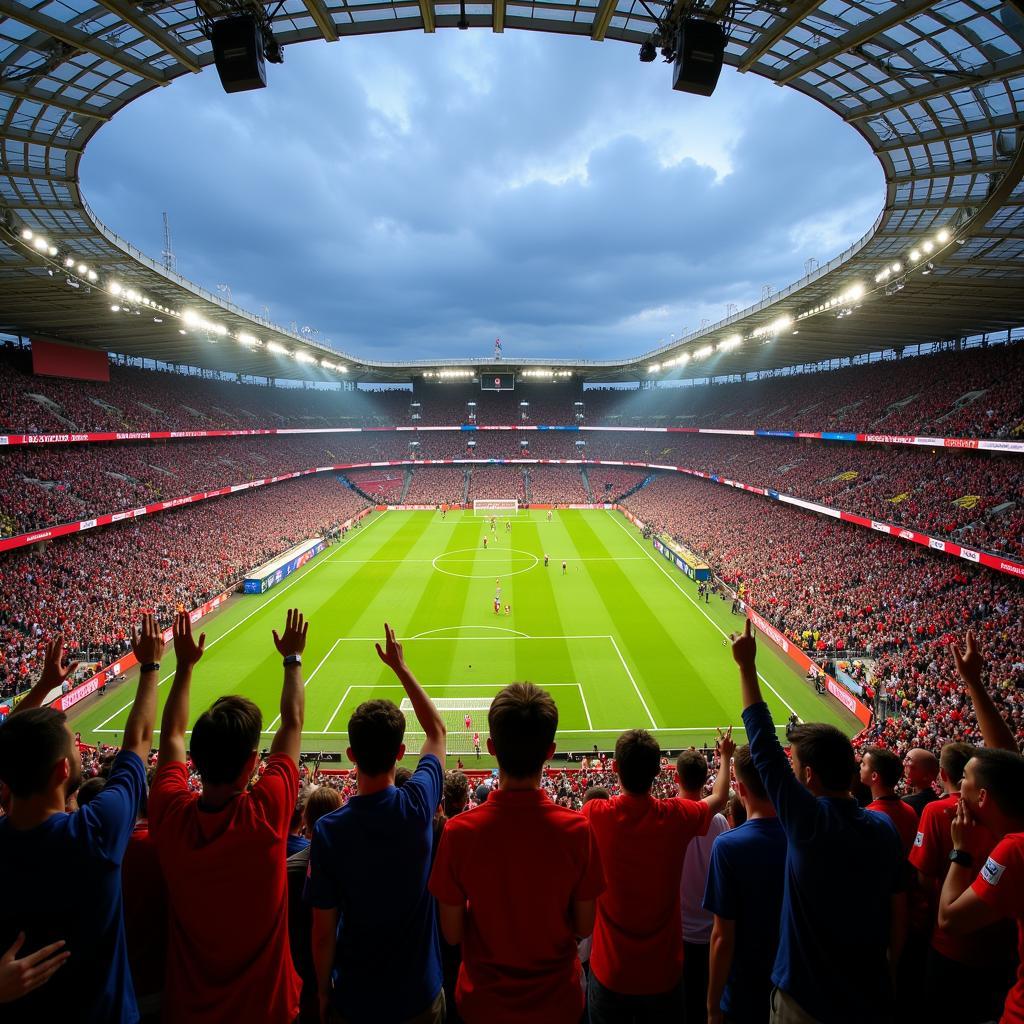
[0,0,1022,384]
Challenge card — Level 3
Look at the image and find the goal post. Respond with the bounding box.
[400,698,491,754]
[473,498,520,516]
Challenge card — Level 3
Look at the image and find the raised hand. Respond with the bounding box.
[39,638,79,691]
[172,611,206,667]
[0,933,69,1004]
[273,608,308,658]
[131,612,165,667]
[950,630,984,690]
[950,797,976,852]
[716,725,736,761]
[375,623,407,675]
[730,619,756,669]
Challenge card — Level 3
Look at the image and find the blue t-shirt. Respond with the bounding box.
[703,816,787,1023]
[286,833,310,856]
[305,754,443,1023]
[0,749,147,1024]
[741,702,902,1023]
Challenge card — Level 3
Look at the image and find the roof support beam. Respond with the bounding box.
[875,111,1021,151]
[0,165,75,182]
[737,0,826,72]
[591,0,616,41]
[844,55,1023,122]
[889,158,1010,183]
[0,80,112,121]
[93,0,202,71]
[774,0,937,85]
[296,0,340,42]
[493,0,505,32]
[419,0,435,32]
[0,0,167,84]
[0,126,85,151]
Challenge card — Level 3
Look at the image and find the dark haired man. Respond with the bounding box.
[732,620,903,1023]
[307,624,446,1024]
[583,727,734,1024]
[704,743,787,1024]
[926,631,1021,1023]
[149,609,308,1024]
[0,621,160,1023]
[430,682,605,1024]
[861,746,919,854]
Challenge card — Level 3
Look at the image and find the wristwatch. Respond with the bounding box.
[141,662,160,673]
[283,654,302,667]
[949,849,974,868]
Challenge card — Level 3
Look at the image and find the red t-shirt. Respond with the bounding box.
[866,795,919,856]
[583,793,712,994]
[429,787,605,1024]
[121,821,167,1001]
[148,755,302,1023]
[971,832,1024,1024]
[910,792,1002,965]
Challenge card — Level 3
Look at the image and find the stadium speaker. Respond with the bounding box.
[212,14,267,94]
[672,19,726,97]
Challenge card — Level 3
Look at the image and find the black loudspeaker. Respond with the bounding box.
[672,19,726,97]
[212,15,267,94]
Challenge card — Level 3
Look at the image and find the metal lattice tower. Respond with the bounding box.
[161,212,176,275]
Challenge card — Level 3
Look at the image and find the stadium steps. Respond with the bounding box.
[26,393,77,428]
[933,389,988,425]
[615,473,657,502]
[399,469,413,503]
[870,393,921,427]
[579,466,594,501]
[337,473,377,503]
[524,469,533,503]
[461,468,471,504]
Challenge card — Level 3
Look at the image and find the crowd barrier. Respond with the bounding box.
[1,423,1021,452]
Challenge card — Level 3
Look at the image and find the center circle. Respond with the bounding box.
[432,547,540,580]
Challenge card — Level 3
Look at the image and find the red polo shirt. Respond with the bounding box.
[971,832,1024,1024]
[583,792,712,994]
[429,786,605,1024]
[149,755,301,1024]
[910,792,1003,965]
[866,795,919,856]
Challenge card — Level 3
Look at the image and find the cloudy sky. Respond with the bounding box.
[81,30,882,362]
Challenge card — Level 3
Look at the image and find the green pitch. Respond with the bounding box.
[70,509,859,764]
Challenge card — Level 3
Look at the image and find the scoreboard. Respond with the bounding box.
[481,372,515,391]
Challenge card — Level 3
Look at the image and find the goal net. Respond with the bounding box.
[401,698,491,754]
[473,499,520,516]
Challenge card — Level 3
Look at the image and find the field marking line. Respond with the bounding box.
[265,638,342,732]
[607,635,658,729]
[577,683,594,730]
[344,682,582,689]
[604,511,799,719]
[323,684,353,733]
[326,556,647,563]
[411,626,530,639]
[90,511,387,731]
[94,723,787,737]
[325,635,616,642]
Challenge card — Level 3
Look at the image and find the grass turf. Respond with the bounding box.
[70,508,859,765]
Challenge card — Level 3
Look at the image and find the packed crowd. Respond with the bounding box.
[3,338,1023,439]
[6,428,1020,563]
[622,473,1024,755]
[2,611,1022,1024]
[0,476,369,703]
[527,466,591,504]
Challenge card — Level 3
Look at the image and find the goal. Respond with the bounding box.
[473,499,520,516]
[401,698,491,754]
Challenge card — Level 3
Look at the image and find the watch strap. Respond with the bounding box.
[141,662,160,673]
[283,654,302,667]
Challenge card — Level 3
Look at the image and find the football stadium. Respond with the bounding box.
[1,0,1023,1022]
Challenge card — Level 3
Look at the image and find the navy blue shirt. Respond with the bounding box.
[305,754,443,1023]
[703,816,787,1023]
[0,749,147,1024]
[286,833,310,856]
[742,702,902,1024]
